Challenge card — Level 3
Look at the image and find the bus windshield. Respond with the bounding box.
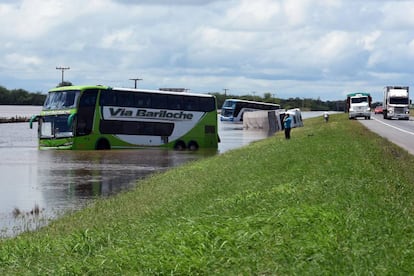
[222,100,236,108]
[43,90,80,110]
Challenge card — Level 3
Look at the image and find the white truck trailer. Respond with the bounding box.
[346,92,372,120]
[383,86,410,120]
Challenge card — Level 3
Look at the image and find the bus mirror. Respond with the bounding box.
[29,115,38,129]
[68,113,76,127]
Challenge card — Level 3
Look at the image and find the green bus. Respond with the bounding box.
[30,85,219,150]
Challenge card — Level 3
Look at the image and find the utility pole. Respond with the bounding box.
[130,78,143,89]
[223,88,229,97]
[56,66,70,83]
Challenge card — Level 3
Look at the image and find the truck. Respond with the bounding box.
[346,92,372,120]
[383,86,410,120]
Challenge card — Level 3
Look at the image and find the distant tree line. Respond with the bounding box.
[0,86,46,105]
[209,92,346,111]
[1,84,349,111]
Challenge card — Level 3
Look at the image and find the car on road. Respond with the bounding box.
[374,106,383,114]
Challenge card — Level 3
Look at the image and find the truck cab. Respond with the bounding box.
[346,92,372,120]
[383,86,410,120]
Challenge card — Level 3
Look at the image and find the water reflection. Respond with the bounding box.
[0,125,217,237]
[37,149,212,201]
[218,122,270,153]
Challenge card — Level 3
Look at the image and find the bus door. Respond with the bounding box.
[76,89,98,136]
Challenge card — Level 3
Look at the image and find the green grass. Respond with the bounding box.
[1,113,414,275]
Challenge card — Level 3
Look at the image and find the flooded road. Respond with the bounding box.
[0,123,220,236]
[0,106,269,237]
[0,106,326,237]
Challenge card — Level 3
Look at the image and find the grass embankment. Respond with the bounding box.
[2,114,414,274]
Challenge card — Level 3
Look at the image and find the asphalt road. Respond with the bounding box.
[358,113,414,155]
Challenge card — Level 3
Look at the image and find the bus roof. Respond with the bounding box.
[224,98,280,106]
[49,85,110,92]
[49,85,214,98]
[113,87,214,98]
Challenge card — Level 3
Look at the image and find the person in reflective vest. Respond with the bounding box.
[283,113,292,139]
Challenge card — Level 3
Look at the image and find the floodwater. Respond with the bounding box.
[0,106,328,237]
[0,106,271,237]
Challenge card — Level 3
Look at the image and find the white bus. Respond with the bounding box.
[220,99,281,122]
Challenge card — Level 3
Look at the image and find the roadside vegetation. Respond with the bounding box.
[0,86,45,105]
[1,113,414,274]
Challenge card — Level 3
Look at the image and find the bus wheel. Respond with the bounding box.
[188,141,199,151]
[96,139,110,150]
[174,141,186,151]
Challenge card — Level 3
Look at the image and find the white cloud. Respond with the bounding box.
[381,1,414,29]
[0,0,414,101]
[315,31,354,62]
[360,31,382,51]
[0,0,64,39]
[283,0,312,26]
[5,53,42,66]
[101,28,138,51]
[225,0,281,29]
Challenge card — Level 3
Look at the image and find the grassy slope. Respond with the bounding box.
[1,113,414,275]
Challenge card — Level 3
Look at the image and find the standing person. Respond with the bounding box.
[283,113,292,139]
[323,111,329,122]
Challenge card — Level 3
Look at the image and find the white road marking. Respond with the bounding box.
[371,117,414,136]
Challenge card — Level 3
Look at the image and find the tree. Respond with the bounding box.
[0,86,10,104]
[0,85,46,105]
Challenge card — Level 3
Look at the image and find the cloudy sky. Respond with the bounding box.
[1,0,414,101]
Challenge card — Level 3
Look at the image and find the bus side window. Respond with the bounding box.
[79,91,98,107]
[118,92,133,107]
[135,94,150,107]
[184,97,199,111]
[100,90,116,106]
[168,95,183,110]
[199,97,215,112]
[151,94,168,109]
[77,90,98,136]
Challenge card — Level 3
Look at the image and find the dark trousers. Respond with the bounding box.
[284,127,291,139]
